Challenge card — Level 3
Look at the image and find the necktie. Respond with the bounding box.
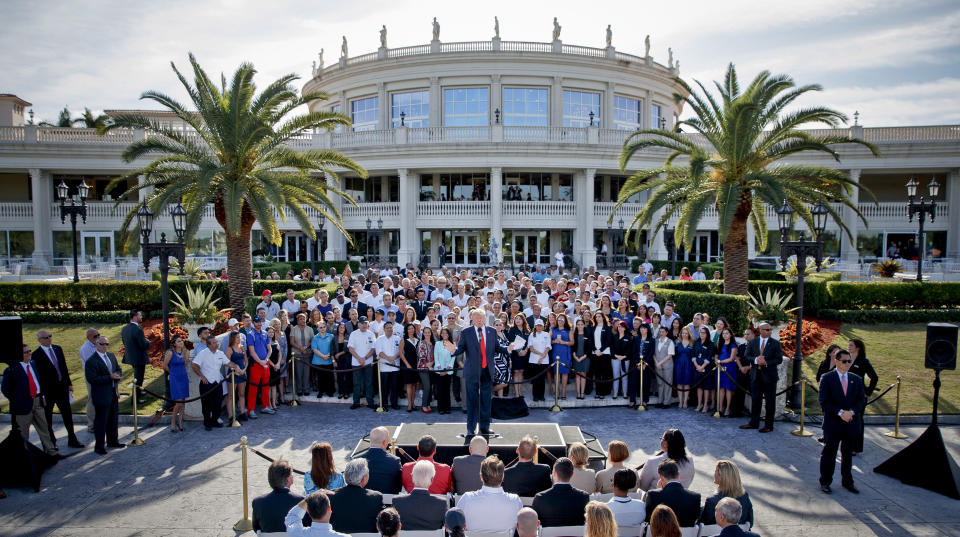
[47,347,62,381]
[841,374,848,395]
[760,339,766,354]
[26,364,38,398]
[479,328,487,369]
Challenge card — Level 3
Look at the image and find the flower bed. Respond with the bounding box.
[780,318,842,356]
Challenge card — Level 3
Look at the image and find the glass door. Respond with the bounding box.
[452,233,481,265]
[285,233,312,262]
[679,233,710,263]
[512,232,541,266]
[80,232,114,263]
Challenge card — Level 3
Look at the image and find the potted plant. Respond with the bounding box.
[872,259,902,279]
[171,285,232,343]
[782,257,835,282]
[747,287,798,338]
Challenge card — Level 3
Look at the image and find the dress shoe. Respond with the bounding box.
[843,483,860,494]
[95,448,108,456]
[350,404,362,409]
[759,427,774,433]
[204,426,213,431]
[107,443,126,448]
[480,429,496,436]
[820,484,832,494]
[739,424,758,430]
[68,440,85,449]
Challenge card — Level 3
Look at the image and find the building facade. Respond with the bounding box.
[1,36,959,271]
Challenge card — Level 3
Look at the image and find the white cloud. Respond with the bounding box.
[813,78,960,126]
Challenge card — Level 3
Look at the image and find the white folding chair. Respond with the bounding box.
[541,526,585,537]
[257,533,287,537]
[617,525,645,537]
[520,495,535,506]
[699,523,721,536]
[382,493,395,505]
[402,530,444,537]
[466,532,513,537]
[592,492,613,502]
[352,533,380,537]
[680,526,700,537]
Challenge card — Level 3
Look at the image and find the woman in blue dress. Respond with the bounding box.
[674,326,695,409]
[227,331,248,421]
[551,314,573,400]
[162,335,189,432]
[693,326,716,413]
[716,327,739,417]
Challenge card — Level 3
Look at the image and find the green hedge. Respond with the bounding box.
[0,282,162,311]
[650,279,829,314]
[818,308,960,324]
[244,282,339,316]
[0,310,165,324]
[648,288,751,334]
[252,260,359,277]
[629,259,785,281]
[824,282,960,310]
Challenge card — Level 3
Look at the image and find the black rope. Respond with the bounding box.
[866,382,897,406]
[249,446,306,476]
[138,378,226,404]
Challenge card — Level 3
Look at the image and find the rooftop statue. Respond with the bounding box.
[552,17,561,41]
[494,16,500,38]
[606,25,612,47]
[341,36,348,58]
[644,35,650,57]
[380,25,387,48]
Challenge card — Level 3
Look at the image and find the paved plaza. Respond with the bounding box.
[0,403,958,537]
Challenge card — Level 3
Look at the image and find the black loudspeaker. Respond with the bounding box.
[0,316,23,365]
[925,322,958,371]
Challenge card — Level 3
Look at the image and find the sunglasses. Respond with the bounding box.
[839,359,852,364]
[39,335,52,339]
[98,342,110,346]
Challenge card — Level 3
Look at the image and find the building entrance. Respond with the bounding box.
[80,232,114,263]
[452,232,482,266]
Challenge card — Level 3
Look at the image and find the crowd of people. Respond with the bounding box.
[252,426,759,537]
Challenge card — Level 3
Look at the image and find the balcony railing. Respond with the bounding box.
[417,201,490,217]
[0,202,32,219]
[503,126,587,143]
[342,202,401,219]
[503,201,575,218]
[859,201,950,220]
[408,126,490,144]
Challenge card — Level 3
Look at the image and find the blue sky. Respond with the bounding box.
[2,0,958,126]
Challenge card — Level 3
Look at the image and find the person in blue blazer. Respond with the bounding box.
[452,309,513,436]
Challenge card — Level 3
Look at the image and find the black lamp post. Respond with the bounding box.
[777,198,829,410]
[906,176,940,282]
[589,111,595,127]
[317,213,327,262]
[57,179,89,283]
[400,111,406,127]
[494,108,500,124]
[138,201,187,351]
[376,217,383,265]
[617,218,625,268]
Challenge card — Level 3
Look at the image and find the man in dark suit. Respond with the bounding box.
[252,459,303,533]
[32,330,83,448]
[452,309,513,436]
[411,287,430,320]
[644,459,701,527]
[2,344,58,455]
[739,322,783,433]
[393,460,448,530]
[358,426,403,494]
[818,349,866,494]
[532,457,590,527]
[84,336,125,455]
[709,497,761,537]
[452,435,488,494]
[503,436,552,496]
[120,310,150,404]
[340,288,368,321]
[330,458,385,534]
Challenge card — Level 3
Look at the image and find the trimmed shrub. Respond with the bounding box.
[252,260,359,277]
[825,282,960,310]
[0,310,164,324]
[817,309,960,324]
[244,282,339,316]
[650,279,828,314]
[0,282,161,311]
[650,288,751,333]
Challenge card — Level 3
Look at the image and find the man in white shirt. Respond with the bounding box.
[430,278,452,301]
[375,322,402,410]
[348,316,377,409]
[256,290,281,320]
[457,455,523,533]
[692,266,707,280]
[191,336,241,430]
[642,291,661,315]
[370,309,386,338]
[452,284,470,308]
[641,259,654,275]
[285,492,348,537]
[606,468,645,528]
[305,289,323,312]
[362,283,384,310]
[661,302,681,328]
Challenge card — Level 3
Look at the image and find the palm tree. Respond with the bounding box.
[39,106,73,127]
[73,107,112,129]
[103,53,366,312]
[615,63,879,295]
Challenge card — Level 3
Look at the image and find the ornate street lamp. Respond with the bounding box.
[777,198,828,410]
[589,111,595,127]
[906,176,939,282]
[58,178,89,283]
[139,201,187,351]
[317,213,327,262]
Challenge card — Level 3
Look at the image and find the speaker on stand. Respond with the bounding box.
[874,322,960,499]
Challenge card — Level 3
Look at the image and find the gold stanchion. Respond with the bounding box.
[791,376,813,437]
[885,376,909,439]
[636,361,646,412]
[289,355,299,407]
[550,359,562,413]
[128,382,145,446]
[233,436,253,532]
[375,359,386,413]
[228,371,242,428]
[712,361,722,419]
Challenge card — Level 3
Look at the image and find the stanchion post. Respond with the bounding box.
[636,362,646,412]
[233,436,253,532]
[550,359,562,413]
[289,355,299,407]
[128,382,146,446]
[375,359,386,413]
[228,371,242,428]
[712,360,722,419]
[791,376,813,437]
[885,376,909,439]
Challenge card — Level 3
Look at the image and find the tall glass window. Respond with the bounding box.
[502,88,548,126]
[350,96,378,131]
[391,90,429,127]
[562,90,601,127]
[443,87,489,126]
[614,96,641,130]
[651,103,662,129]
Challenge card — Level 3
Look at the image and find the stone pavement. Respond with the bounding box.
[0,402,958,537]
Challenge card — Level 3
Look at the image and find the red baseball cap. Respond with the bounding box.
[261,289,272,297]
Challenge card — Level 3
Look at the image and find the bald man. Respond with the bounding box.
[358,426,402,493]
[516,508,540,537]
[452,435,489,494]
[33,330,83,448]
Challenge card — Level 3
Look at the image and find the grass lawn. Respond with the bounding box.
[1,324,166,416]
[801,323,959,415]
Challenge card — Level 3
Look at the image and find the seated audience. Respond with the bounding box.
[401,434,453,494]
[359,426,402,494]
[458,455,523,533]
[393,460,448,530]
[516,507,541,537]
[252,459,303,533]
[284,491,348,537]
[376,507,402,537]
[595,440,638,493]
[532,457,591,527]
[304,441,346,494]
[638,429,695,492]
[708,497,760,537]
[329,458,384,534]
[644,459,701,527]
[585,500,618,537]
[568,442,597,493]
[503,435,552,496]
[452,435,488,494]
[649,504,682,537]
[444,508,468,537]
[699,460,754,528]
[606,468,645,528]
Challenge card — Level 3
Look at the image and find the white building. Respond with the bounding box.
[1,34,958,272]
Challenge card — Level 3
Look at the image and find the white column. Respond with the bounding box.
[747,223,757,259]
[603,81,615,129]
[550,76,563,126]
[575,169,597,268]
[841,169,861,263]
[377,82,388,130]
[490,167,503,262]
[429,77,441,128]
[948,169,960,258]
[649,210,668,260]
[397,168,417,266]
[29,168,53,267]
[325,172,346,260]
[381,176,390,203]
[491,75,502,125]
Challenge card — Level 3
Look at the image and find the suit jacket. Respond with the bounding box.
[451,454,485,494]
[329,484,383,533]
[1,361,43,415]
[744,336,783,383]
[411,300,430,321]
[819,370,866,437]
[341,300,368,321]
[358,447,403,494]
[121,322,150,366]
[452,324,509,386]
[644,482,701,527]
[502,461,552,497]
[532,483,590,527]
[33,345,72,394]
[699,491,753,527]
[84,352,122,407]
[392,489,448,530]
[251,487,303,532]
[711,525,760,537]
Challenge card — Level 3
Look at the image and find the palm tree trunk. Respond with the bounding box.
[225,232,253,315]
[723,213,750,295]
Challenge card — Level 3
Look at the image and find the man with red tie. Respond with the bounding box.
[33,330,83,449]
[452,309,514,436]
[1,344,58,456]
[818,349,866,494]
